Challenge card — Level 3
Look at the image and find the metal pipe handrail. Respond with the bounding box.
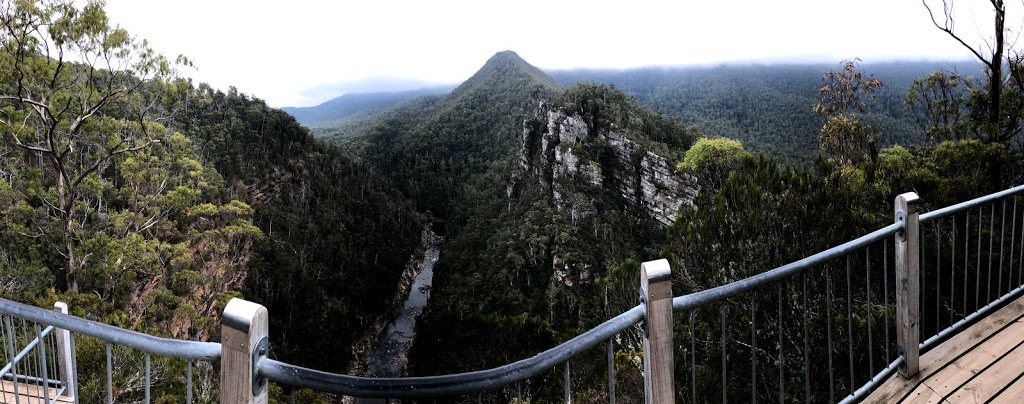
[256,305,645,398]
[0,298,220,361]
[0,324,53,378]
[672,221,902,311]
[920,184,1024,223]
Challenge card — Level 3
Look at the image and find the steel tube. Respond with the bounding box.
[672,223,900,312]
[920,184,1024,223]
[257,306,644,398]
[0,299,219,361]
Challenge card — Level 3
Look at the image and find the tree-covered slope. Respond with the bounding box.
[165,84,423,371]
[549,61,979,160]
[282,86,454,128]
[336,50,563,217]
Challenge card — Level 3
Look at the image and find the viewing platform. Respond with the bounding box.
[868,294,1024,403]
[4,186,1024,403]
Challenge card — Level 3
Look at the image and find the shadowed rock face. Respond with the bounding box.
[512,102,698,227]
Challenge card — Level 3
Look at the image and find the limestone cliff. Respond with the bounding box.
[511,102,698,227]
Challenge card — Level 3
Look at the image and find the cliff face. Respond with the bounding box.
[512,102,698,227]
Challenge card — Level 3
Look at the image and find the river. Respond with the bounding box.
[363,230,442,379]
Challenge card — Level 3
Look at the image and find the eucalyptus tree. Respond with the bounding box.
[0,0,184,291]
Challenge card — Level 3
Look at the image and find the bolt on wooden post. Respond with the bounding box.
[894,192,921,378]
[641,259,673,403]
[221,298,269,404]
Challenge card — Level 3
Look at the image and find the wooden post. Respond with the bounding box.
[221,298,269,404]
[641,259,673,403]
[895,192,921,378]
[53,302,76,401]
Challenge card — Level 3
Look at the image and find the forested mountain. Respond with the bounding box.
[0,5,422,397]
[164,83,423,372]
[335,50,562,216]
[549,61,979,160]
[282,86,454,128]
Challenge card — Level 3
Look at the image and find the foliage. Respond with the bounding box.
[550,62,964,161]
[163,83,423,371]
[677,137,750,188]
[0,0,191,291]
[813,59,883,166]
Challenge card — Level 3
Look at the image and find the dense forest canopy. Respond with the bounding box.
[5,0,1024,402]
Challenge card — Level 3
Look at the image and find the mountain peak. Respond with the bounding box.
[453,50,559,97]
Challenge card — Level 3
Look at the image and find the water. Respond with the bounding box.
[363,233,442,378]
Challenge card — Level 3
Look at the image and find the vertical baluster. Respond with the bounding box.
[951,216,957,322]
[517,381,522,404]
[145,352,151,403]
[867,246,874,375]
[1019,197,1024,287]
[690,311,696,402]
[826,264,834,403]
[1010,199,1017,290]
[6,316,21,404]
[106,343,113,404]
[884,238,890,364]
[564,360,570,404]
[36,323,50,404]
[803,273,810,401]
[1000,200,1007,295]
[936,222,941,332]
[290,386,296,404]
[847,256,855,393]
[751,293,757,404]
[778,282,784,403]
[187,359,193,404]
[977,206,983,311]
[988,203,995,302]
[722,305,728,404]
[965,211,970,318]
[607,338,615,404]
[69,332,78,403]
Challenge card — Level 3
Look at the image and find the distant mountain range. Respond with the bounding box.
[281,86,454,128]
[290,59,977,160]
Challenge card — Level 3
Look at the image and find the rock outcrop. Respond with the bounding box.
[511,102,698,227]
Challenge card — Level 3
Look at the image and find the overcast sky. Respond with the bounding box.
[103,0,1005,108]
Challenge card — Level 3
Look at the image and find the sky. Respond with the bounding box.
[102,0,1005,108]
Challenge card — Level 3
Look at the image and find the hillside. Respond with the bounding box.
[549,60,979,160]
[337,50,563,216]
[282,86,454,128]
[164,84,423,371]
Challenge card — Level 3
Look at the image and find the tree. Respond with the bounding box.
[0,0,180,290]
[813,59,882,167]
[905,71,974,141]
[922,0,1024,142]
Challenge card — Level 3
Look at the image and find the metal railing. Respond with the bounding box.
[1,307,65,404]
[1,185,1023,403]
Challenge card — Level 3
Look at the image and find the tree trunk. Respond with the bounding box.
[990,0,1005,142]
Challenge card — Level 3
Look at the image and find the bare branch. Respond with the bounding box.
[923,0,994,66]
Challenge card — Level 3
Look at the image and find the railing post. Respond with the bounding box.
[895,192,921,378]
[221,298,269,404]
[641,259,673,403]
[53,302,76,401]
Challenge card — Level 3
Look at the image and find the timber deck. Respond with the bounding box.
[866,294,1024,403]
[0,380,72,404]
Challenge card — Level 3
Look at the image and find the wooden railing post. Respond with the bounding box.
[221,298,269,404]
[641,259,673,403]
[53,302,76,401]
[895,192,921,378]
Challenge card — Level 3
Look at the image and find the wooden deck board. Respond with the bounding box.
[990,372,1024,402]
[926,319,1024,396]
[865,294,1024,403]
[947,340,1024,402]
[0,380,72,404]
